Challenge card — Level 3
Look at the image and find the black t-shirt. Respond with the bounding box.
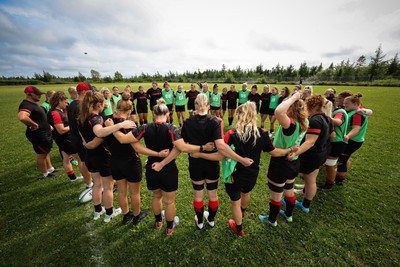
[227,91,238,104]
[48,109,70,143]
[134,92,148,111]
[146,88,162,108]
[82,113,110,155]
[186,90,199,107]
[260,93,271,107]
[248,93,261,109]
[67,100,82,143]
[301,113,332,157]
[132,122,181,165]
[19,99,51,139]
[181,114,223,148]
[104,117,139,160]
[225,128,274,177]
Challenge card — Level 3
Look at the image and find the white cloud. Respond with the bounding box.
[0,0,399,77]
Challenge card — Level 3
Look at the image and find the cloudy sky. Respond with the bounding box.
[0,0,399,78]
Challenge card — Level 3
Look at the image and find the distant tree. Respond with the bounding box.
[103,76,113,83]
[91,69,101,81]
[386,53,400,77]
[42,70,54,82]
[114,71,123,82]
[298,62,309,78]
[78,72,86,82]
[368,44,387,81]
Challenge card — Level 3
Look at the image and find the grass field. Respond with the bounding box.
[0,83,399,266]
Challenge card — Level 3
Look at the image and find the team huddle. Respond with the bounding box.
[18,82,371,236]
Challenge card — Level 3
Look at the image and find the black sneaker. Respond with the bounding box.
[318,184,333,191]
[122,211,134,225]
[132,209,150,225]
[335,179,344,186]
[45,172,58,178]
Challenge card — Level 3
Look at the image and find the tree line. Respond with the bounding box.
[2,45,399,86]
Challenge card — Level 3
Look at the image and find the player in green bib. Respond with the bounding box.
[162,82,175,124]
[111,86,122,112]
[210,84,221,117]
[321,91,352,190]
[267,87,280,135]
[40,90,55,114]
[336,93,370,185]
[259,92,307,225]
[101,88,113,119]
[174,84,186,127]
[238,83,250,105]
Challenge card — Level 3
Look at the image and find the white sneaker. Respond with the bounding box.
[161,210,165,221]
[294,189,305,196]
[71,176,84,182]
[174,215,180,226]
[195,215,204,230]
[204,211,215,228]
[294,184,305,189]
[104,207,122,223]
[93,207,105,220]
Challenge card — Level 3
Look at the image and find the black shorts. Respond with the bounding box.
[56,138,77,155]
[222,101,227,111]
[187,102,195,111]
[71,138,86,162]
[145,162,178,192]
[343,140,363,156]
[85,150,111,177]
[267,108,276,116]
[210,106,220,111]
[189,157,220,181]
[267,157,300,184]
[29,137,52,155]
[175,105,185,112]
[167,104,174,115]
[228,102,237,110]
[329,142,347,158]
[130,107,136,115]
[111,157,142,183]
[225,173,257,201]
[260,104,268,114]
[137,105,148,114]
[299,153,326,175]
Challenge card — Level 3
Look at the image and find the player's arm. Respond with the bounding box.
[190,151,224,161]
[131,142,169,157]
[94,119,136,138]
[274,92,301,128]
[151,147,181,172]
[173,139,214,153]
[344,126,360,142]
[287,134,317,161]
[84,137,104,149]
[215,139,253,167]
[18,110,39,130]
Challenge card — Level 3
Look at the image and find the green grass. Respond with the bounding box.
[0,84,399,266]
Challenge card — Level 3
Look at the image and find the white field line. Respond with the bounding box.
[84,204,104,266]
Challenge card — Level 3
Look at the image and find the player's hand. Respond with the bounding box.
[29,124,39,131]
[202,142,215,152]
[152,162,164,172]
[292,91,301,100]
[158,149,170,158]
[105,119,114,127]
[119,119,136,129]
[290,145,299,153]
[343,135,349,142]
[241,157,254,167]
[190,152,200,158]
[286,152,296,161]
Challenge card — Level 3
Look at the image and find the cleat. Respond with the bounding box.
[294,184,305,189]
[279,210,293,223]
[104,207,122,223]
[195,215,204,230]
[45,172,58,178]
[203,211,215,228]
[132,209,150,225]
[335,180,344,186]
[166,216,179,236]
[228,219,244,236]
[318,184,333,192]
[295,200,310,214]
[70,175,84,182]
[122,211,134,225]
[93,207,105,220]
[258,214,277,227]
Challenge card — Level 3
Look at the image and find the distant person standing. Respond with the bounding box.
[248,84,261,113]
[162,82,175,124]
[18,86,56,178]
[186,83,200,116]
[147,82,163,121]
[227,84,238,126]
[111,86,122,112]
[67,86,78,104]
[268,87,280,135]
[135,86,149,125]
[260,85,271,129]
[210,84,222,117]
[174,84,186,127]
[220,87,228,119]
[100,88,113,120]
[40,90,55,114]
[238,83,250,105]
